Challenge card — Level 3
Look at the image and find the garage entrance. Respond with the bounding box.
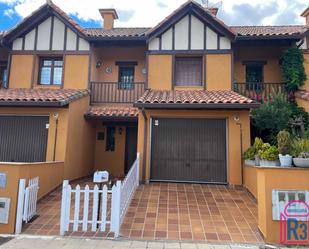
[150,118,227,183]
[0,116,49,162]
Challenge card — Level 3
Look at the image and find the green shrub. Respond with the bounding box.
[277,130,291,155]
[251,94,309,143]
[291,138,309,157]
[243,146,255,160]
[253,137,264,151]
[258,143,279,161]
[281,48,307,92]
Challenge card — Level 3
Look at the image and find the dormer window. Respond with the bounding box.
[39,57,63,85]
[174,57,203,86]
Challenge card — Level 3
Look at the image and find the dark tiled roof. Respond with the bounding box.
[84,28,150,38]
[85,105,138,119]
[0,88,89,107]
[295,90,309,101]
[135,90,258,109]
[231,25,308,38]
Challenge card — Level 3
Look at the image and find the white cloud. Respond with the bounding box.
[0,0,307,28]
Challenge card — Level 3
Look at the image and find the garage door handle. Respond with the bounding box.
[186,163,190,168]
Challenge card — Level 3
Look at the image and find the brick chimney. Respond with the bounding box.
[208,7,218,16]
[301,7,309,26]
[99,9,118,30]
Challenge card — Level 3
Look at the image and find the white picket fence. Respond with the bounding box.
[60,153,140,237]
[15,177,39,234]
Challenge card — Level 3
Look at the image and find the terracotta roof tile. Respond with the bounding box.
[0,88,89,107]
[84,28,149,38]
[86,105,138,119]
[295,90,309,101]
[231,25,308,38]
[135,90,258,109]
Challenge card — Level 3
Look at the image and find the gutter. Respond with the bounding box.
[141,108,147,184]
[133,102,260,109]
[0,101,67,107]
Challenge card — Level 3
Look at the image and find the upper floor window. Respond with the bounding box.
[118,66,135,90]
[246,64,263,83]
[0,62,8,88]
[39,57,63,85]
[175,57,202,86]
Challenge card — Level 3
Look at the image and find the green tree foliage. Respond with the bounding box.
[251,94,309,143]
[281,48,307,92]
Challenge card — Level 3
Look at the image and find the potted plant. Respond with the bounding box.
[253,137,263,166]
[291,138,309,167]
[277,130,292,167]
[258,143,280,167]
[243,146,256,166]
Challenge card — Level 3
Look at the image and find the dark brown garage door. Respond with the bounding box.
[150,118,227,183]
[0,116,49,162]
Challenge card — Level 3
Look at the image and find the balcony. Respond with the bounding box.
[233,82,287,102]
[90,82,145,104]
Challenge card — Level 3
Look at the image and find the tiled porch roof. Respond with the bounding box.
[135,90,259,109]
[85,105,138,120]
[0,88,89,107]
[295,90,309,101]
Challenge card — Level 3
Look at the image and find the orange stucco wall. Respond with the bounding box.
[148,55,173,90]
[255,167,309,244]
[234,45,286,83]
[63,96,95,180]
[137,109,250,185]
[206,54,232,90]
[63,55,90,89]
[296,96,309,113]
[243,165,258,199]
[94,124,127,177]
[91,47,146,83]
[9,55,34,88]
[0,161,64,234]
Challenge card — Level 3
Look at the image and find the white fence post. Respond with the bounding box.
[136,153,140,187]
[111,181,121,237]
[15,179,26,234]
[60,180,69,236]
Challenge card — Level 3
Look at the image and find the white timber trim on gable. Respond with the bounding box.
[147,13,232,52]
[11,16,90,52]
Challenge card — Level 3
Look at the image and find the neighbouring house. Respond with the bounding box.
[0,0,308,244]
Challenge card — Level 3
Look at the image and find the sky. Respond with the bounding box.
[0,0,307,31]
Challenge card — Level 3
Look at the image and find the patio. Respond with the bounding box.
[22,181,263,244]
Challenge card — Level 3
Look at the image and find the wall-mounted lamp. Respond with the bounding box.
[96,60,102,69]
[53,112,59,120]
[118,127,123,135]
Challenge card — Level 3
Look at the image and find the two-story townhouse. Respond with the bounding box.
[0,0,309,241]
[0,0,308,188]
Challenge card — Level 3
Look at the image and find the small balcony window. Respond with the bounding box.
[118,66,134,90]
[39,57,63,85]
[245,63,264,91]
[175,57,203,86]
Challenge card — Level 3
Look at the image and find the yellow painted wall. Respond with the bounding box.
[300,52,309,91]
[137,109,250,185]
[63,55,89,89]
[63,96,95,180]
[243,165,258,199]
[234,46,286,83]
[0,161,64,234]
[206,54,232,90]
[9,55,33,88]
[94,124,126,177]
[148,55,172,90]
[296,97,309,113]
[256,167,309,244]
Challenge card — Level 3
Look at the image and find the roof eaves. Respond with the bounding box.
[133,102,260,109]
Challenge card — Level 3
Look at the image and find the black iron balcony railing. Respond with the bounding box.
[90,82,145,104]
[233,82,287,102]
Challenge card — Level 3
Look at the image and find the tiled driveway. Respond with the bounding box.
[120,183,263,244]
[22,181,263,244]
